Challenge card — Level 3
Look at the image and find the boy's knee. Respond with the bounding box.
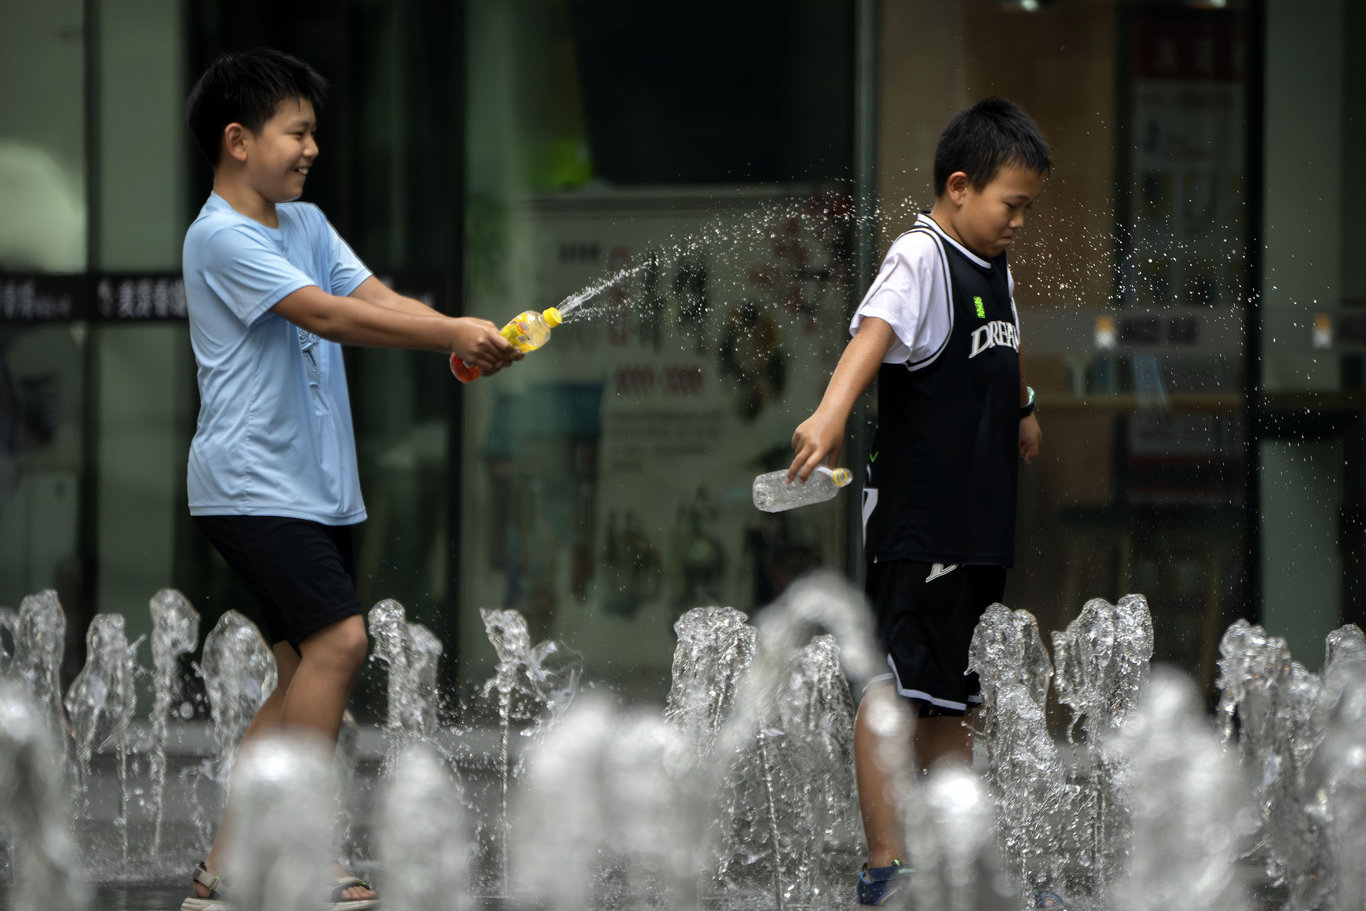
[304,616,370,672]
[333,618,370,668]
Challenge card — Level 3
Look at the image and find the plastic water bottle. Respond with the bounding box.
[752,466,853,512]
[451,306,563,383]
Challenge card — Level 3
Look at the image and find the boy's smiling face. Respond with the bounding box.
[939,162,1045,259]
[240,96,318,205]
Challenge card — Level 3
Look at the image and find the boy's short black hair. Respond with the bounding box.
[186,48,328,168]
[932,97,1051,196]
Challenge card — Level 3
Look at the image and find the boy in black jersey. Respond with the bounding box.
[786,97,1050,907]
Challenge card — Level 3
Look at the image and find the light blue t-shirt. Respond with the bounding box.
[183,193,371,524]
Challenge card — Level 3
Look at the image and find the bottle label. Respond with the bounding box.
[501,319,532,350]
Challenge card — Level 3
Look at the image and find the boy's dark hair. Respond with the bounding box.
[932,97,1051,196]
[186,49,328,167]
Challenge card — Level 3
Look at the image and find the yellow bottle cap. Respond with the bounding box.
[542,307,563,328]
[831,468,852,488]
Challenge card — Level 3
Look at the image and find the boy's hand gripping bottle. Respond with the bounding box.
[752,466,853,512]
[451,307,563,383]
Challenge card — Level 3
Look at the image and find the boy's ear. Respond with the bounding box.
[946,171,972,203]
[223,123,250,164]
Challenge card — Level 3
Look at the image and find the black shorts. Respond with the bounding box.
[865,560,1006,717]
[194,515,364,650]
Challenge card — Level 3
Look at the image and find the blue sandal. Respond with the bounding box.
[856,859,913,906]
[1034,888,1066,909]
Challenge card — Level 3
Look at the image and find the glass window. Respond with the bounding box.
[878,2,1256,693]
[89,0,195,661]
[0,0,90,684]
[1256,0,1364,662]
[0,0,86,273]
[0,323,87,681]
[10,0,1360,718]
[459,0,858,700]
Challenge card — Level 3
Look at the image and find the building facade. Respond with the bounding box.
[1,0,1361,711]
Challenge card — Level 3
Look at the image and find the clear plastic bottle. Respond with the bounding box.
[451,306,563,383]
[752,466,853,512]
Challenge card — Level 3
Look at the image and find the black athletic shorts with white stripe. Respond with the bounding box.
[865,559,1006,717]
[194,515,364,651]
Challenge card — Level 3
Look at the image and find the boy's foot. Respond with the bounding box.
[179,861,380,910]
[328,875,380,908]
[1033,888,1066,909]
[856,859,912,906]
[180,861,229,911]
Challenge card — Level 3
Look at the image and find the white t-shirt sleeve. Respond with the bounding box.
[849,231,952,367]
[1008,264,1021,339]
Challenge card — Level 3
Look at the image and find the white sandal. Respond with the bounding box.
[326,875,380,909]
[178,861,380,910]
[178,862,230,911]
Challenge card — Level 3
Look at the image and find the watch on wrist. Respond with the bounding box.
[1019,385,1036,418]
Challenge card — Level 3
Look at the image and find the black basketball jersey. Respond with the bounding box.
[861,219,1021,567]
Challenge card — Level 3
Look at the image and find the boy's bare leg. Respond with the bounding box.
[855,693,974,869]
[197,615,374,901]
[855,691,906,867]
[282,615,375,901]
[914,713,973,770]
[196,642,301,897]
[280,615,370,740]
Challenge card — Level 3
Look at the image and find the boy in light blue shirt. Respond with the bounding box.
[180,48,520,911]
[184,193,371,522]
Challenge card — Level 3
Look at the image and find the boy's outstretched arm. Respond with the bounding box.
[1018,352,1041,464]
[273,284,521,373]
[348,276,448,318]
[788,317,895,483]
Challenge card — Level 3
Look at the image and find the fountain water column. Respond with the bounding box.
[0,680,92,911]
[1218,620,1366,910]
[1050,594,1154,899]
[513,697,701,911]
[376,744,471,911]
[1323,623,1366,665]
[1215,619,1330,908]
[367,599,410,773]
[1106,667,1251,911]
[221,733,337,911]
[708,573,882,911]
[478,607,581,896]
[721,633,857,911]
[198,611,278,799]
[367,600,444,767]
[711,649,822,911]
[901,763,1017,911]
[63,613,141,861]
[772,635,862,890]
[1304,629,1366,911]
[967,604,1071,900]
[148,589,200,854]
[713,573,882,755]
[405,623,442,736]
[664,606,756,759]
[7,591,70,773]
[482,608,528,897]
[664,606,759,905]
[1312,624,1366,740]
[706,632,862,909]
[0,606,15,669]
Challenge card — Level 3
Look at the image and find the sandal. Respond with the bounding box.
[179,862,229,911]
[328,876,380,909]
[179,861,380,911]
